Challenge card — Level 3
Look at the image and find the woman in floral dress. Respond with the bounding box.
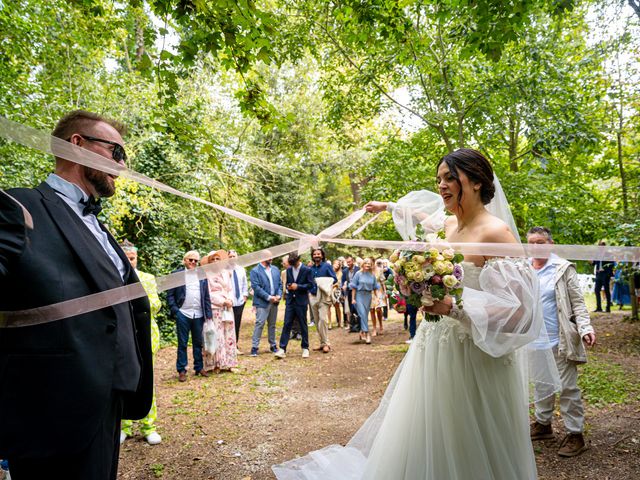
[202,250,238,373]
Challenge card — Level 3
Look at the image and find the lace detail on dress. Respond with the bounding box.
[414,317,471,351]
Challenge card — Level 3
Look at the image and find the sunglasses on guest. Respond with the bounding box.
[186,258,199,264]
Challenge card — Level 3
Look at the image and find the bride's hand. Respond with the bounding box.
[421,297,453,316]
[364,201,388,213]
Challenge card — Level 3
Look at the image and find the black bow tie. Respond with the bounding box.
[81,196,102,216]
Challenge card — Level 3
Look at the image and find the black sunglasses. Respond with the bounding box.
[186,259,198,263]
[69,134,127,162]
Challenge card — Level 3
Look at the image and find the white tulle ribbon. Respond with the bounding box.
[0,116,307,240]
[328,238,640,262]
[0,240,302,327]
[1,117,638,327]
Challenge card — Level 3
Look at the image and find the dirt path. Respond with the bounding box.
[119,310,640,479]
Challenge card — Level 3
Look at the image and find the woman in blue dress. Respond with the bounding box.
[612,265,631,309]
[350,257,380,344]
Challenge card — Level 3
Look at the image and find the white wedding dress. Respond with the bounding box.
[274,182,559,480]
[273,261,539,480]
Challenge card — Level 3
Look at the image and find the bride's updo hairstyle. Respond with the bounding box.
[437,148,495,206]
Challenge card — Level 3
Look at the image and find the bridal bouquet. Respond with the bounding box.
[389,232,464,321]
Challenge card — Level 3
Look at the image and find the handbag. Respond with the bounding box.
[203,318,218,354]
[222,307,234,323]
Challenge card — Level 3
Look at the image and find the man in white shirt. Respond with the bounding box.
[527,226,596,458]
[228,250,248,354]
[166,251,213,382]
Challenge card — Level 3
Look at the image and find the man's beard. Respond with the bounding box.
[84,166,115,197]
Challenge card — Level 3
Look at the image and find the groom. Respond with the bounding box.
[274,253,316,359]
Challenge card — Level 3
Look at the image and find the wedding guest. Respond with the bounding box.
[228,250,248,354]
[350,257,380,344]
[249,255,282,356]
[342,256,360,332]
[0,111,153,479]
[527,226,596,457]
[381,259,393,321]
[612,265,631,309]
[370,259,386,336]
[167,251,213,381]
[274,253,316,359]
[592,241,614,312]
[309,247,338,353]
[201,250,238,373]
[328,259,343,329]
[120,241,162,445]
[404,303,418,344]
[281,256,301,340]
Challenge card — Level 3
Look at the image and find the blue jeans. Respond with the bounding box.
[252,303,278,349]
[176,311,204,373]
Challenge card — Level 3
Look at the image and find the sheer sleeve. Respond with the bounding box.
[454,259,543,358]
[387,190,446,240]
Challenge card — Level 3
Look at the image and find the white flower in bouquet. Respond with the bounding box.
[421,290,434,306]
[442,249,455,260]
[443,275,458,288]
[436,254,445,262]
[413,255,427,265]
[433,261,448,275]
[428,247,439,259]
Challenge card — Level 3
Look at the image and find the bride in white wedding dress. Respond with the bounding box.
[273,148,559,480]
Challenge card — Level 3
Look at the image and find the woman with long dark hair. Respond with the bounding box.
[274,148,558,479]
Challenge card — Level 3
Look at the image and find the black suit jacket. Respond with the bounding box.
[285,265,316,306]
[0,183,153,459]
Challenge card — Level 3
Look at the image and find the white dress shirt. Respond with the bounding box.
[180,269,203,318]
[231,265,248,307]
[45,173,126,280]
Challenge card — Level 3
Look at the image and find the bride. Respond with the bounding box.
[273,148,557,480]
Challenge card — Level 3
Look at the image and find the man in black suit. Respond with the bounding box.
[593,242,615,313]
[341,256,360,332]
[0,110,153,480]
[274,253,316,359]
[166,251,213,381]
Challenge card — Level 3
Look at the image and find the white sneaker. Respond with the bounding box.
[308,321,315,327]
[119,430,128,444]
[301,349,310,358]
[405,339,413,344]
[274,348,286,359]
[145,431,162,445]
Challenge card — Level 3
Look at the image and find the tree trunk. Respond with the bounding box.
[348,172,362,206]
[135,15,145,62]
[629,0,640,20]
[508,114,519,172]
[616,130,629,219]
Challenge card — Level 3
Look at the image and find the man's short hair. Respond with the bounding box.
[183,250,200,261]
[288,253,300,265]
[120,239,137,253]
[52,110,126,141]
[526,226,553,241]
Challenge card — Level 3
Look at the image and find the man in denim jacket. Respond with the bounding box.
[527,227,596,458]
